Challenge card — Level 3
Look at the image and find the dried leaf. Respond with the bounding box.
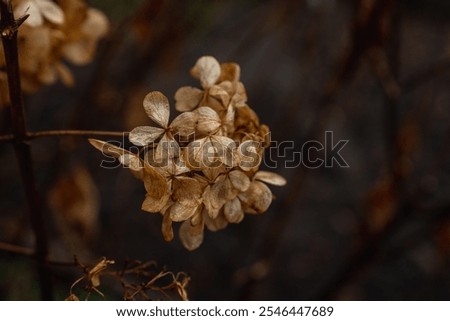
[87,258,115,288]
[143,91,170,128]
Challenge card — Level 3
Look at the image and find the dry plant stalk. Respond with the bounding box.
[67,257,189,301]
[0,0,109,106]
[90,56,286,250]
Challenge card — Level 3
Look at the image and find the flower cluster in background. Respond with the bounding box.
[0,0,109,107]
[90,56,286,250]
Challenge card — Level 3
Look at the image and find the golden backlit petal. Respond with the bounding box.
[219,62,240,83]
[143,91,170,128]
[129,126,164,146]
[233,82,248,107]
[170,111,198,137]
[228,170,251,192]
[162,211,174,241]
[254,171,287,186]
[37,0,65,25]
[193,107,221,135]
[174,86,203,112]
[224,198,244,223]
[170,203,198,222]
[191,56,221,88]
[141,192,170,213]
[179,220,204,251]
[239,181,273,214]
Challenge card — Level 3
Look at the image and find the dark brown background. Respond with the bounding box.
[0,0,449,300]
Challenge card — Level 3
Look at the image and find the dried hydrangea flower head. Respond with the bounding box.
[90,56,286,251]
[0,0,109,106]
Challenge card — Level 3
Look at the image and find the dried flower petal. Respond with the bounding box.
[38,0,65,25]
[193,107,221,135]
[254,171,287,186]
[170,203,199,222]
[170,111,198,137]
[228,170,251,192]
[239,181,273,214]
[179,220,204,251]
[204,211,228,232]
[87,258,115,288]
[129,126,165,146]
[162,211,174,241]
[191,56,221,88]
[174,86,203,112]
[142,191,170,213]
[224,198,244,223]
[143,91,170,128]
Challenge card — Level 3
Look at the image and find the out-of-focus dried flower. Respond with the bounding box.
[0,0,109,107]
[89,56,286,250]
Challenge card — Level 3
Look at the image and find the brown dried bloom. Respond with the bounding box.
[90,56,286,251]
[0,0,109,106]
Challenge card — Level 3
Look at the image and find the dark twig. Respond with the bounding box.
[0,0,52,300]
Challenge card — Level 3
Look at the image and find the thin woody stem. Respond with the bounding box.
[0,241,79,267]
[0,130,128,143]
[28,130,128,139]
[0,0,52,300]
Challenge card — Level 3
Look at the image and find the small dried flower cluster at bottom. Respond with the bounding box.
[0,0,109,107]
[90,56,286,250]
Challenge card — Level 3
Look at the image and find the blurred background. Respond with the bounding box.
[0,0,449,300]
